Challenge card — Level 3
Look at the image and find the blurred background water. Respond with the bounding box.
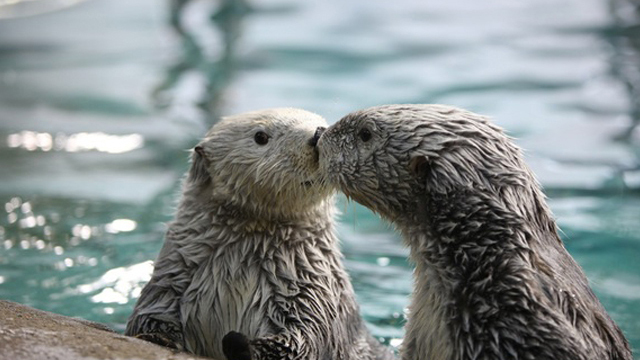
[0,0,639,356]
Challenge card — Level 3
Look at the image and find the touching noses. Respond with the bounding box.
[308,126,326,147]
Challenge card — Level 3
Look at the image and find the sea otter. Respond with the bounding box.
[126,108,393,360]
[317,104,633,360]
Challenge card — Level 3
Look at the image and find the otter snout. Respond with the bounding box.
[308,126,326,147]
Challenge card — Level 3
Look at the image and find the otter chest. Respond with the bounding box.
[181,245,277,358]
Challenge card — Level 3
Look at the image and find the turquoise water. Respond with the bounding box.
[0,0,639,356]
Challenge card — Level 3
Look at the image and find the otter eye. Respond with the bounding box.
[254,131,269,145]
[358,128,372,142]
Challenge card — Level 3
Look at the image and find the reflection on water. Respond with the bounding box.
[0,0,639,355]
[0,0,88,19]
[77,261,153,306]
[154,0,248,124]
[105,219,137,233]
[7,131,144,153]
[608,0,640,142]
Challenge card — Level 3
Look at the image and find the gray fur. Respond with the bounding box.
[317,104,633,360]
[125,108,394,360]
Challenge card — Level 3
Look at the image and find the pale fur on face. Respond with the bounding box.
[191,108,332,220]
[126,108,395,360]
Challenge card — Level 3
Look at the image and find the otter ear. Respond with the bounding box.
[409,155,429,180]
[188,146,211,185]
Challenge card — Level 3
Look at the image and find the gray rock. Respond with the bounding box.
[0,300,212,360]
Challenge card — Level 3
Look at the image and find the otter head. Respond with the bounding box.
[187,108,332,220]
[318,104,535,225]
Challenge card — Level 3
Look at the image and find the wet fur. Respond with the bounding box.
[318,104,633,360]
[125,108,393,360]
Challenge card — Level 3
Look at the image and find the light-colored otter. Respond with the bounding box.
[125,108,394,360]
[317,104,633,360]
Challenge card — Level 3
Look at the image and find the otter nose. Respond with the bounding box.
[308,126,326,147]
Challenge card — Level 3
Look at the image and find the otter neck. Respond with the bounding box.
[214,199,335,228]
[177,182,335,227]
[400,186,554,359]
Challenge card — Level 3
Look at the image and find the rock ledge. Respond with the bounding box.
[0,300,210,360]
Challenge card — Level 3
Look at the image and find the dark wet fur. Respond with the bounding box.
[318,104,633,360]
